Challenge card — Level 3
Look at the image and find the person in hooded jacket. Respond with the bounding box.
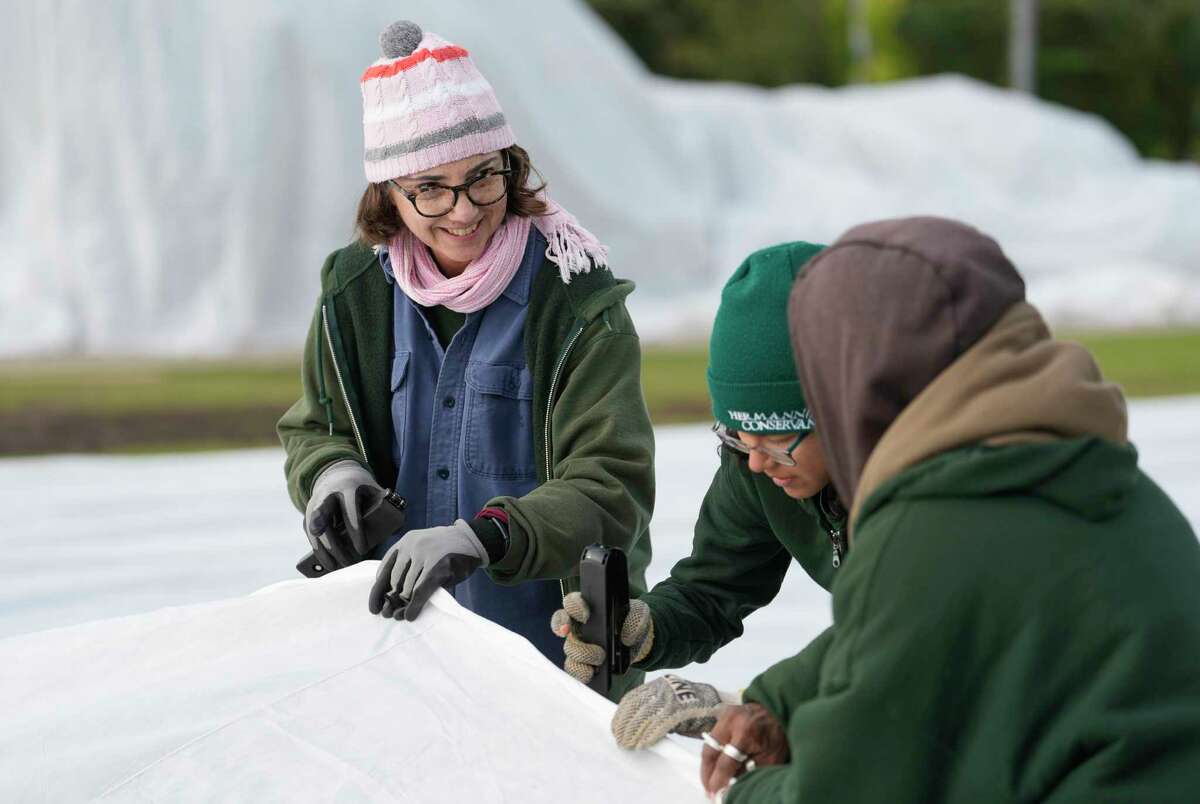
[276,20,654,702]
[701,216,1200,801]
[550,241,850,745]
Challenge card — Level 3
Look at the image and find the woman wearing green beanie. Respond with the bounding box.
[550,240,847,748]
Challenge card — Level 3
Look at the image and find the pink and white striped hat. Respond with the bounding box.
[360,21,516,183]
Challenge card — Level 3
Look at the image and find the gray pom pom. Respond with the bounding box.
[380,20,423,59]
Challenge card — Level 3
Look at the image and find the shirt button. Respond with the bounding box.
[443,396,456,408]
[437,467,450,480]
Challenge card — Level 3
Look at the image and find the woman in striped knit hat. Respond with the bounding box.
[277,20,654,701]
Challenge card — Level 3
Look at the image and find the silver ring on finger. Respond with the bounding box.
[700,731,724,752]
[722,743,749,763]
[744,759,757,773]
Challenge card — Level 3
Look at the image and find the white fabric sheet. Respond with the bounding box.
[0,564,701,802]
[2,402,1197,800]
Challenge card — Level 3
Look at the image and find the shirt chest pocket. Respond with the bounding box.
[464,360,536,481]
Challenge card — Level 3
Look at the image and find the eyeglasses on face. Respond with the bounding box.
[712,423,809,467]
[388,163,513,218]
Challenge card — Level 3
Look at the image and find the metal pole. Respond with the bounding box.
[1009,0,1038,94]
[848,0,872,83]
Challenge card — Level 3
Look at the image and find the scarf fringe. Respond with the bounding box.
[532,197,609,284]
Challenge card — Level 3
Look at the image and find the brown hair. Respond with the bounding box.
[355,144,548,246]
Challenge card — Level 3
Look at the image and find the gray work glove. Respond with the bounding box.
[305,460,383,570]
[367,519,489,621]
[550,594,654,685]
[612,674,738,749]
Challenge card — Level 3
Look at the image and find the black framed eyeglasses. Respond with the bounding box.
[712,423,809,467]
[388,165,513,218]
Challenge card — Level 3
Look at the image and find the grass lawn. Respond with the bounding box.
[1063,329,1200,398]
[2,328,1198,455]
[0,359,302,414]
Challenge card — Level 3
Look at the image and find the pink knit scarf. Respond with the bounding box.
[388,193,608,313]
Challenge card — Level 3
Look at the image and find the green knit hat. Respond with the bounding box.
[707,241,824,434]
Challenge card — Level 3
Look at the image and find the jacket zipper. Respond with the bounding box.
[545,320,586,482]
[817,487,847,568]
[828,527,845,569]
[322,303,367,460]
[546,320,587,598]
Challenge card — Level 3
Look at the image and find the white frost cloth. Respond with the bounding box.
[0,564,702,802]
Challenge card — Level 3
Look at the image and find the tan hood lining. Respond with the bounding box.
[848,302,1128,537]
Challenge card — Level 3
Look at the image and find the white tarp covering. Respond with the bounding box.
[2,403,1198,799]
[2,0,1199,356]
[0,565,701,802]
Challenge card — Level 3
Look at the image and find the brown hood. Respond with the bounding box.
[787,217,1026,508]
[848,301,1127,533]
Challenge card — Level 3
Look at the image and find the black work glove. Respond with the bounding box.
[304,460,383,571]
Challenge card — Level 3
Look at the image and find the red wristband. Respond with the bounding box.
[475,506,509,525]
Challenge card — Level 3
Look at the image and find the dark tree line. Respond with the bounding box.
[585,0,1200,161]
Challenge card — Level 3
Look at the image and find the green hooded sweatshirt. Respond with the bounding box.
[738,436,1200,801]
[733,219,1200,801]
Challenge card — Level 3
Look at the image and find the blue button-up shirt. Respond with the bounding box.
[377,229,564,665]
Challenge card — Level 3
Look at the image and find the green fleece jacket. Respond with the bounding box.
[736,439,1200,802]
[276,243,655,699]
[635,448,846,671]
[733,306,1200,801]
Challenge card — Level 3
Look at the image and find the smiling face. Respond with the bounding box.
[387,151,508,277]
[738,431,830,500]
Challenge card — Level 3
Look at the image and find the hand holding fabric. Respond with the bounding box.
[701,703,789,797]
[550,593,654,685]
[611,674,736,749]
[367,519,489,621]
[305,460,383,569]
